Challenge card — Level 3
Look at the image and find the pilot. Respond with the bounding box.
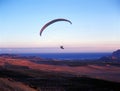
[60,46,64,49]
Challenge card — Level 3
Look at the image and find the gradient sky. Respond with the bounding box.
[0,0,120,53]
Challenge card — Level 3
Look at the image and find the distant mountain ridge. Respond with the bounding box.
[112,49,120,59]
[100,49,120,60]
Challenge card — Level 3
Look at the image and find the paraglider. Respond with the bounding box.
[40,18,72,49]
[40,18,72,36]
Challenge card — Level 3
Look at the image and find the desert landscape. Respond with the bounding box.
[0,50,120,91]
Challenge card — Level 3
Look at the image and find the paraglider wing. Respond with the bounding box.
[40,18,72,36]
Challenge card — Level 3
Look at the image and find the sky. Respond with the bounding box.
[0,0,120,53]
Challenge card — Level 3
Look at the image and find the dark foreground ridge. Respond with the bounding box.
[0,67,120,91]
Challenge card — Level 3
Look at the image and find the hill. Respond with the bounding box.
[0,53,120,91]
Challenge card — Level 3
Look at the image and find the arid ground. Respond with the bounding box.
[0,54,120,91]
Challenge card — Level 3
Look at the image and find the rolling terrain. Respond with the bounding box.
[0,54,120,91]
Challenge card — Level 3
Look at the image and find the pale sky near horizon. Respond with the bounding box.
[0,0,120,53]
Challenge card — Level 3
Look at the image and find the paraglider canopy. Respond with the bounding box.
[40,18,72,36]
[40,18,72,50]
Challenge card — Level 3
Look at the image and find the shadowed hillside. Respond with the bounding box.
[0,53,120,91]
